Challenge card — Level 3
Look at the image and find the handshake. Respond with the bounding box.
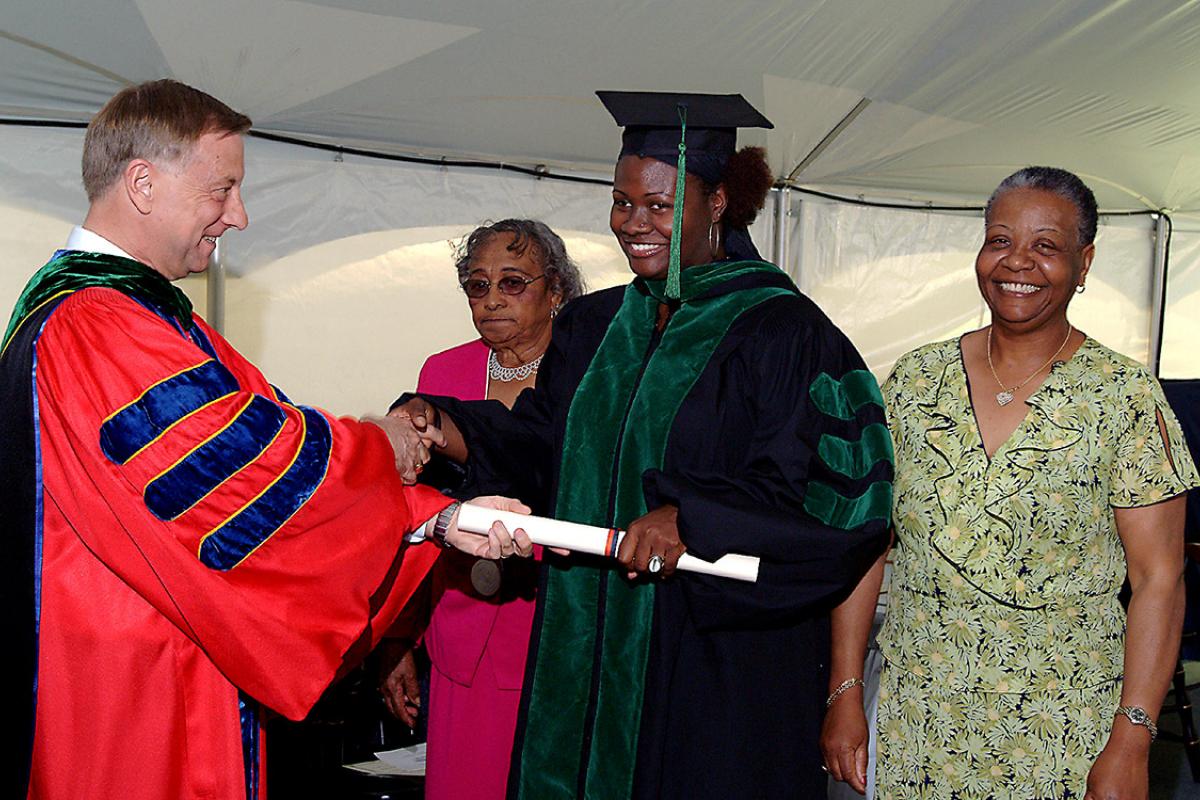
[364,398,532,560]
[363,396,449,485]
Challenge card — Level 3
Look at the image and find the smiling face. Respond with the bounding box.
[466,232,561,349]
[609,155,725,279]
[976,187,1094,333]
[145,131,248,280]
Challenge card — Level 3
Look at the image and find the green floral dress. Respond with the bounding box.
[875,336,1199,800]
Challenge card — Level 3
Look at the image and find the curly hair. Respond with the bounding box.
[706,146,773,229]
[453,219,586,302]
[986,166,1098,246]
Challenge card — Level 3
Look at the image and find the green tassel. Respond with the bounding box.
[667,104,687,301]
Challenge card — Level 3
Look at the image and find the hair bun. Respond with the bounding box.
[721,146,773,229]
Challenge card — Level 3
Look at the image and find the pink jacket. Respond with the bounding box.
[417,339,536,689]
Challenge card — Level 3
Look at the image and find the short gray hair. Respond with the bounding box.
[454,219,585,302]
[985,166,1098,246]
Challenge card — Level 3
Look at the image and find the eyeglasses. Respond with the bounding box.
[461,274,546,299]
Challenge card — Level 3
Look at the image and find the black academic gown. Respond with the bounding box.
[424,273,891,800]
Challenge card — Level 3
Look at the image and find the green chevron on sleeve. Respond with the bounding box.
[817,423,893,480]
[803,480,892,530]
[809,369,884,420]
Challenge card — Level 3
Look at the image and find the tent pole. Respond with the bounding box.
[1148,213,1169,377]
[206,239,225,335]
[786,98,871,183]
[774,186,790,271]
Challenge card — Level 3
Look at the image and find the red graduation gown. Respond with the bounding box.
[24,288,446,800]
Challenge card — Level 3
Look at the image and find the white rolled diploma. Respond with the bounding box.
[456,503,760,583]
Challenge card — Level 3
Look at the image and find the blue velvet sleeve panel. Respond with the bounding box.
[100,359,240,464]
[197,406,332,570]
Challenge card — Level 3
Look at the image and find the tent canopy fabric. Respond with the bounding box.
[2,1,1199,408]
[4,0,1200,214]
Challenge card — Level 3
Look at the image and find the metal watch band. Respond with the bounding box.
[1114,705,1158,741]
[431,501,461,548]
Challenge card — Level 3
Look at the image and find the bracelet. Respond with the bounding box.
[1114,705,1158,741]
[825,678,865,708]
[431,501,461,548]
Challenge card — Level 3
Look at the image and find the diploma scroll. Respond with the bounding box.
[457,503,759,583]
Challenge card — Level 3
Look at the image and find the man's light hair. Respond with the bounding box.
[82,79,252,201]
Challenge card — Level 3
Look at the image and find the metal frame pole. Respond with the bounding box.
[206,238,225,334]
[773,185,790,271]
[1148,213,1170,376]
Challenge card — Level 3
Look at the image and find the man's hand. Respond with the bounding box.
[378,640,420,728]
[617,504,685,579]
[389,398,439,435]
[363,414,445,484]
[389,397,469,463]
[444,496,535,559]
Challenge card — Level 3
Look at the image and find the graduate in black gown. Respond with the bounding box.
[395,92,893,800]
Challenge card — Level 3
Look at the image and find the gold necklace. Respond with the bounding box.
[986,324,1072,407]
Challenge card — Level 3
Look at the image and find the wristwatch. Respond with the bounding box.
[431,501,462,548]
[1114,705,1158,741]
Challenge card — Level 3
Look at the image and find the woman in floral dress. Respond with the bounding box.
[822,166,1198,800]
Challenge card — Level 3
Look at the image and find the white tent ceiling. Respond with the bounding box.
[3,0,1200,405]
[5,0,1200,212]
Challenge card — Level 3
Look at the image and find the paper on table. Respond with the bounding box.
[341,742,426,777]
[457,504,759,582]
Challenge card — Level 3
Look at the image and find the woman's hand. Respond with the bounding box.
[1087,493,1186,799]
[1084,736,1150,800]
[444,496,535,559]
[378,640,420,728]
[617,504,685,579]
[820,691,869,794]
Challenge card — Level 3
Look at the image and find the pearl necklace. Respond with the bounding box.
[488,350,543,382]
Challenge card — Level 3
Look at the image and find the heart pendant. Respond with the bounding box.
[996,391,1014,407]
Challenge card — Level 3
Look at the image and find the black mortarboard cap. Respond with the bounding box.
[597,91,773,298]
[597,91,773,184]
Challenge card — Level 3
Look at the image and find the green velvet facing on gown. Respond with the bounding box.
[803,480,893,531]
[809,368,884,420]
[818,423,894,480]
[3,250,192,352]
[803,371,893,529]
[514,260,793,800]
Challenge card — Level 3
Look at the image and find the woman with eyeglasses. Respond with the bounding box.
[379,219,585,800]
[393,93,892,799]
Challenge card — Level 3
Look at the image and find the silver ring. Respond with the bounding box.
[820,765,829,774]
[647,554,665,574]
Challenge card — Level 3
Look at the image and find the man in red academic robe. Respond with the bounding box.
[0,79,529,800]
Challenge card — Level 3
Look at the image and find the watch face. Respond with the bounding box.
[1129,708,1148,724]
